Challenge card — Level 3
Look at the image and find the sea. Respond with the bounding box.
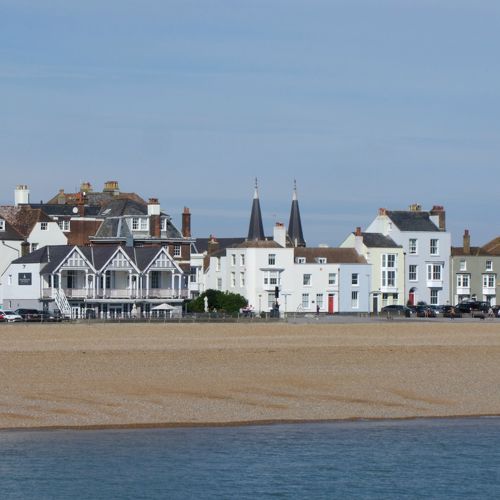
[1,418,500,499]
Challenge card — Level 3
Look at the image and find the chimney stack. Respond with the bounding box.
[21,240,30,257]
[430,205,446,231]
[147,199,161,238]
[207,235,219,255]
[463,229,471,255]
[378,208,387,216]
[14,185,30,206]
[273,222,286,247]
[354,227,363,253]
[182,207,191,238]
[103,181,120,195]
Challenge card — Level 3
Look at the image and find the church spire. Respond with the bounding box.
[287,180,306,247]
[247,178,265,241]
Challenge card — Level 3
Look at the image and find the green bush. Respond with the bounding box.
[187,289,247,313]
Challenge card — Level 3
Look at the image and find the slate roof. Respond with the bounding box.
[12,245,180,273]
[195,237,246,254]
[386,210,440,232]
[236,240,283,249]
[287,188,306,247]
[294,247,367,264]
[0,216,24,241]
[247,188,265,241]
[0,206,53,238]
[46,190,146,207]
[359,232,401,248]
[451,247,492,257]
[92,216,183,241]
[28,203,102,217]
[98,199,148,217]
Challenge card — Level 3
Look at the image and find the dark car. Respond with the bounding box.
[14,308,43,321]
[39,311,63,322]
[381,305,412,317]
[455,301,490,315]
[415,305,437,318]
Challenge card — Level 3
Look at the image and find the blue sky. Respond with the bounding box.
[1,1,499,246]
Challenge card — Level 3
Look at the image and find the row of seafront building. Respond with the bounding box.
[0,181,498,318]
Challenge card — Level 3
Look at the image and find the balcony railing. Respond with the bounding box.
[41,287,188,300]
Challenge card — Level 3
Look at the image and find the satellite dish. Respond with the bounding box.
[72,207,78,214]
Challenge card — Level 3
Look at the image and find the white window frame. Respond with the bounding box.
[409,238,417,255]
[296,257,306,264]
[430,289,439,305]
[457,274,470,288]
[58,220,70,232]
[430,239,439,256]
[351,273,359,286]
[427,264,441,281]
[483,274,495,288]
[316,294,323,309]
[486,260,493,271]
[328,273,337,285]
[40,222,48,231]
[0,219,5,231]
[240,272,245,287]
[409,264,418,281]
[231,254,236,266]
[240,254,245,266]
[301,293,310,309]
[268,254,276,266]
[230,272,236,287]
[174,244,181,257]
[351,291,359,309]
[303,274,311,286]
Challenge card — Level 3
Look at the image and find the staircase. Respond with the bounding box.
[53,288,72,318]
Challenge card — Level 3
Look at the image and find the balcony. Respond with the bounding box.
[41,287,188,301]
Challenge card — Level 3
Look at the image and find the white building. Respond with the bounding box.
[364,205,451,306]
[340,227,405,312]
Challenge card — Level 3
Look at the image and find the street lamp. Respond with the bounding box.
[281,292,291,320]
[258,294,262,313]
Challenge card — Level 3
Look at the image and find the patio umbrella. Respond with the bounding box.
[151,303,176,311]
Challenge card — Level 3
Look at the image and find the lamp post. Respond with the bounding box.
[281,292,291,320]
[258,294,262,314]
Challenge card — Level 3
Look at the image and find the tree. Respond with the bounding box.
[187,289,247,313]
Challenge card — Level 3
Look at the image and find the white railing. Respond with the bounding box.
[53,288,71,318]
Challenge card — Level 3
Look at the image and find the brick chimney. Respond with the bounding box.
[430,205,446,231]
[103,181,120,195]
[207,235,219,255]
[21,240,30,257]
[354,227,363,254]
[378,208,387,216]
[148,198,161,238]
[182,207,191,238]
[463,229,470,255]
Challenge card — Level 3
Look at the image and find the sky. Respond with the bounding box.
[1,0,499,247]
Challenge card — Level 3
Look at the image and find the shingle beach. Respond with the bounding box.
[1,321,500,429]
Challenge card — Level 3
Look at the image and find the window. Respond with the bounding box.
[215,259,220,272]
[58,220,70,232]
[409,265,418,281]
[409,238,417,254]
[0,219,5,231]
[427,264,441,281]
[457,274,470,288]
[231,254,236,266]
[303,274,311,286]
[174,245,181,257]
[328,273,337,285]
[31,243,38,251]
[382,254,396,268]
[240,254,245,266]
[230,272,236,287]
[150,271,160,288]
[459,260,466,271]
[317,257,327,264]
[268,254,276,265]
[268,293,276,308]
[264,271,279,286]
[430,289,439,305]
[296,257,306,264]
[240,272,245,287]
[486,260,493,271]
[351,273,359,286]
[40,222,48,231]
[351,291,359,309]
[316,294,323,309]
[161,218,167,231]
[430,239,439,255]
[382,270,396,287]
[190,267,197,283]
[483,275,495,288]
[381,254,397,287]
[131,217,148,231]
[302,293,310,308]
[217,278,222,290]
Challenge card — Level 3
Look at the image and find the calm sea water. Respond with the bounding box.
[1,418,500,499]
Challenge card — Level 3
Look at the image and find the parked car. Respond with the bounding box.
[381,305,412,317]
[0,311,5,322]
[14,308,43,321]
[39,311,63,322]
[1,310,23,322]
[415,305,437,318]
[454,301,490,315]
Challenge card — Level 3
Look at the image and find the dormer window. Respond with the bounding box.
[40,222,48,231]
[0,219,4,231]
[316,257,327,264]
[131,217,148,231]
[161,218,167,231]
[296,257,306,264]
[58,220,70,232]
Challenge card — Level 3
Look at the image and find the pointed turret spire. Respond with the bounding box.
[247,178,265,241]
[287,180,306,247]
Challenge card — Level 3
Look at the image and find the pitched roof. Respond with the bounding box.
[294,247,367,264]
[12,245,181,273]
[236,240,283,249]
[451,247,491,257]
[0,206,53,238]
[195,237,246,254]
[0,216,24,241]
[482,237,500,256]
[386,210,440,232]
[28,203,102,217]
[359,232,401,248]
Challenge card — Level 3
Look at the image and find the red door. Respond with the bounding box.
[408,292,415,306]
[328,294,335,314]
